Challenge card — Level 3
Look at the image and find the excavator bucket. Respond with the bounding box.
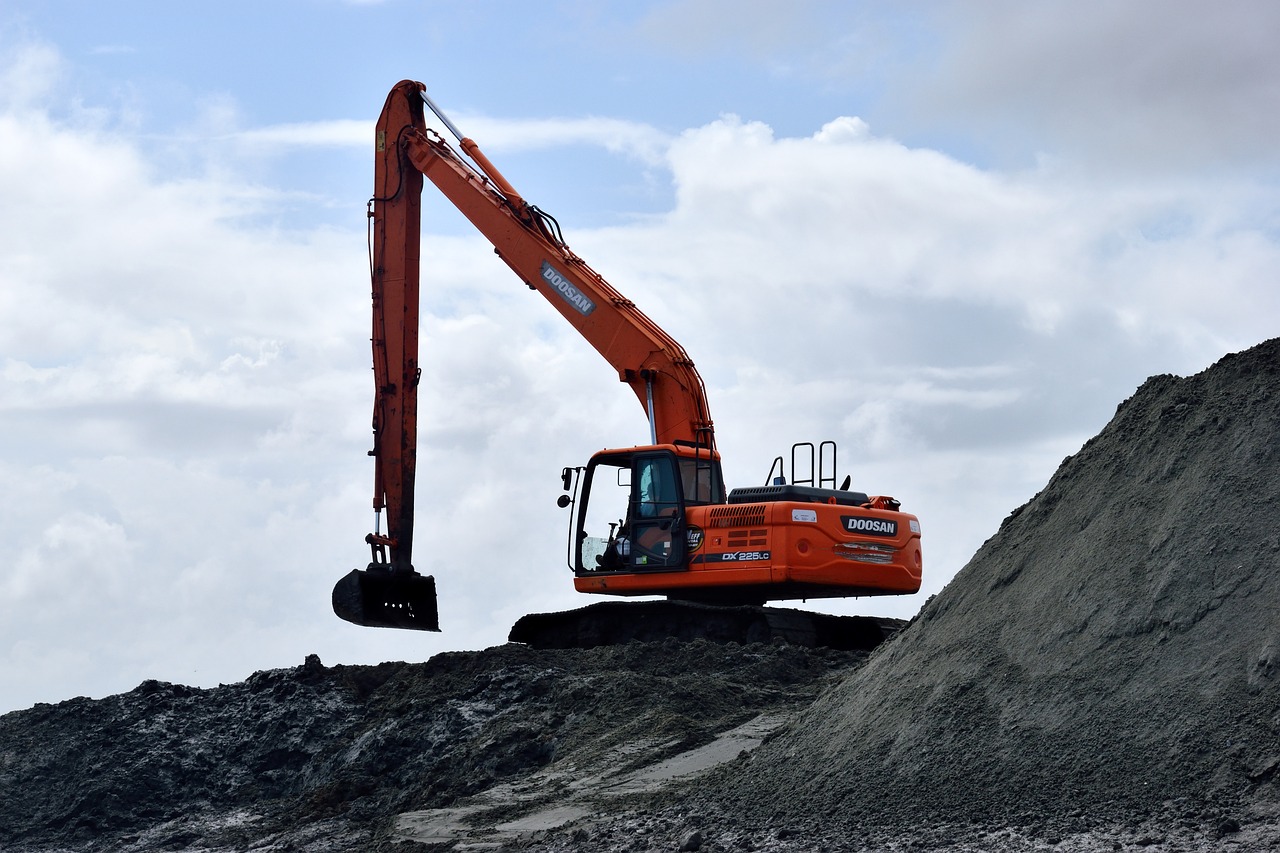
[332,567,439,631]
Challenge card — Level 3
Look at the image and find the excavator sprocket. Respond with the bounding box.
[332,567,439,631]
[508,600,904,651]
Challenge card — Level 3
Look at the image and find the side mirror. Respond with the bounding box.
[556,494,572,508]
[560,467,573,491]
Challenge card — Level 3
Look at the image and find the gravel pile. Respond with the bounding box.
[697,337,1280,843]
[0,639,866,851]
[2,338,1277,852]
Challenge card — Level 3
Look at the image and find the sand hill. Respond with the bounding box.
[1,339,1277,852]
[713,337,1280,839]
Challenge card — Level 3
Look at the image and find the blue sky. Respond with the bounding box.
[2,0,1278,714]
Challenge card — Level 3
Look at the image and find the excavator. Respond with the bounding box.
[332,80,922,648]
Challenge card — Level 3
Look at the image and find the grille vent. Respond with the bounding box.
[709,505,766,529]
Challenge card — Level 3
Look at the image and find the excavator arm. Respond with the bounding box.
[331,85,438,631]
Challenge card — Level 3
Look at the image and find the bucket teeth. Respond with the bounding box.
[332,568,440,631]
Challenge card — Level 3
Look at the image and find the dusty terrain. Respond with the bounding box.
[697,336,1280,850]
[1,338,1278,852]
[0,640,873,851]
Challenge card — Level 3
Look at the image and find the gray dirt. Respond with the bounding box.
[681,336,1280,848]
[0,640,868,851]
[2,337,1278,852]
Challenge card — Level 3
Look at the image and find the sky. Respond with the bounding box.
[1,0,1277,715]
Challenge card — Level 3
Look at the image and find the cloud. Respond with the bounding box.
[0,40,61,109]
[230,119,370,149]
[0,54,646,711]
[638,0,828,57]
[907,0,1280,171]
[570,109,1276,601]
[594,112,1278,360]
[458,116,672,167]
[1,31,1277,718]
[88,44,136,56]
[0,46,396,708]
[632,1,1280,173]
[232,114,671,169]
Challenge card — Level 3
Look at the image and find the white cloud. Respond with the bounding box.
[0,24,1276,717]
[230,119,370,149]
[458,115,672,167]
[637,0,864,62]
[910,0,1280,171]
[0,40,61,109]
[232,114,672,171]
[633,0,1280,174]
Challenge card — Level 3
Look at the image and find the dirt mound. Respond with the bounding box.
[714,337,1280,833]
[0,640,866,851]
[4,339,1279,852]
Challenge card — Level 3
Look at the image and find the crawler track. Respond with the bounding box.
[509,600,905,651]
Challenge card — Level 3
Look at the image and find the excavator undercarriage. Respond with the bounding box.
[509,600,905,651]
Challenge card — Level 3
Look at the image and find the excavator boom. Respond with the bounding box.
[396,84,714,448]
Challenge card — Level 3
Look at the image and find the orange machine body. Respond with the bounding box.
[568,443,921,605]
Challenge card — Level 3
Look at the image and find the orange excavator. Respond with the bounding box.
[332,81,922,645]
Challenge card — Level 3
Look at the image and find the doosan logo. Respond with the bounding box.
[541,261,596,316]
[841,516,898,537]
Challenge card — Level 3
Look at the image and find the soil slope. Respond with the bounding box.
[712,337,1280,836]
[0,640,865,851]
[2,338,1278,852]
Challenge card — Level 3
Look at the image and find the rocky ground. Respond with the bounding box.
[695,336,1280,850]
[2,338,1278,852]
[0,639,874,851]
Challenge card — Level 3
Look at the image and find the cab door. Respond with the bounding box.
[627,452,686,570]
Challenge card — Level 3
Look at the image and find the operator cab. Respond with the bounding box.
[570,444,724,575]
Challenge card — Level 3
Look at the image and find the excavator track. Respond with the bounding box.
[508,600,905,651]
